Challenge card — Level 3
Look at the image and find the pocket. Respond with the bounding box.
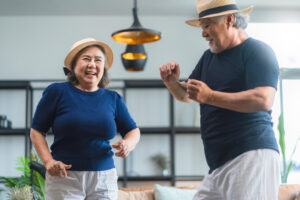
[101,169,118,191]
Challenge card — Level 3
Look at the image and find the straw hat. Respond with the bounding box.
[186,0,253,27]
[64,38,113,70]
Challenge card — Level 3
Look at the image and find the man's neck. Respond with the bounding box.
[228,29,248,49]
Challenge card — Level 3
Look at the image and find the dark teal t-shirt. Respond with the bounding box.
[188,38,279,173]
[32,82,137,171]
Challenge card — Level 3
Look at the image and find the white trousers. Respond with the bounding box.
[45,168,118,200]
[193,149,280,200]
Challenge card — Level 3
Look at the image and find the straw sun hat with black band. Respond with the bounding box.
[186,0,253,27]
[64,38,113,72]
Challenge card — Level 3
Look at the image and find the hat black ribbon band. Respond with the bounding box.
[63,67,71,75]
[198,4,238,18]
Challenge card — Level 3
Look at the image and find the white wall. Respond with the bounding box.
[1,7,300,186]
[0,14,209,180]
[0,15,205,80]
[1,7,300,80]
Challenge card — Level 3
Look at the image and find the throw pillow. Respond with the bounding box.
[154,184,197,200]
[118,190,154,200]
[295,192,300,200]
[279,184,300,200]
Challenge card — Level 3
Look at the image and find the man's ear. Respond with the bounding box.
[226,14,234,27]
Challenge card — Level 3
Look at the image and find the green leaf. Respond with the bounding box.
[278,112,300,183]
[278,113,286,160]
[0,152,45,199]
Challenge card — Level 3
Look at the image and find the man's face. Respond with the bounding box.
[200,16,230,53]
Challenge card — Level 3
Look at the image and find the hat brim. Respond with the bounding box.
[64,41,113,70]
[185,6,253,27]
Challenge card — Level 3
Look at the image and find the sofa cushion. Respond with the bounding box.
[154,184,197,200]
[118,189,154,200]
[294,192,300,200]
[279,184,300,200]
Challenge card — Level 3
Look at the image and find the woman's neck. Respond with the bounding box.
[75,83,99,92]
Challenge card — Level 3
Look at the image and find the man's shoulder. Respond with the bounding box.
[200,49,214,61]
[244,37,272,50]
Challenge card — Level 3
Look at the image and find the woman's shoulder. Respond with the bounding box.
[102,88,123,99]
[102,88,121,95]
[43,82,68,94]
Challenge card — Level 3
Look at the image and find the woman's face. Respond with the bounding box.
[73,46,105,91]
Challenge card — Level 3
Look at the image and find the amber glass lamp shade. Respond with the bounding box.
[121,44,147,71]
[112,7,161,45]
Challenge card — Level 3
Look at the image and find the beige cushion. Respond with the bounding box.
[294,192,300,200]
[278,184,300,200]
[118,190,154,200]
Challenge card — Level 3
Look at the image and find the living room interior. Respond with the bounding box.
[0,0,300,199]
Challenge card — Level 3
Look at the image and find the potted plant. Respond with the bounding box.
[0,152,45,200]
[278,113,300,183]
[151,153,169,176]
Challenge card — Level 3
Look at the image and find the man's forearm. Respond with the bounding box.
[164,81,193,103]
[209,87,275,113]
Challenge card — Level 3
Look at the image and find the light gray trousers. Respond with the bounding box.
[193,149,280,200]
[45,168,118,200]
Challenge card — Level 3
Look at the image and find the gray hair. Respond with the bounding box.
[212,13,249,30]
[233,13,249,29]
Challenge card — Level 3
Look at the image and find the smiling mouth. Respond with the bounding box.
[85,72,97,76]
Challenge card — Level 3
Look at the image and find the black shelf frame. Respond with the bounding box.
[0,79,203,187]
[0,81,33,158]
[118,176,172,181]
[0,128,29,136]
[120,80,202,187]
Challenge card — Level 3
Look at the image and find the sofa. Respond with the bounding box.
[118,184,300,200]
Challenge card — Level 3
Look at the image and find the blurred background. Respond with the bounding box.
[0,0,300,198]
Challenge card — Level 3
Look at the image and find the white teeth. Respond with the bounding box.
[85,72,96,75]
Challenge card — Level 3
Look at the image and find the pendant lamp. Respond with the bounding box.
[121,44,147,71]
[111,0,162,45]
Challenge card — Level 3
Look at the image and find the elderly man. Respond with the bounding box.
[159,0,280,199]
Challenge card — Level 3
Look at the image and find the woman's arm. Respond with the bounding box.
[30,128,53,165]
[30,128,71,177]
[112,128,140,158]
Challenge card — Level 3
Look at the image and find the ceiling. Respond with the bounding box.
[1,0,300,16]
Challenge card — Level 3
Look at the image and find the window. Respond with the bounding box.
[247,23,300,183]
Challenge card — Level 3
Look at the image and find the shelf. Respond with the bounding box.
[0,128,28,136]
[175,175,204,181]
[140,127,200,134]
[140,127,171,134]
[0,81,32,89]
[175,127,201,134]
[118,175,204,182]
[0,79,205,187]
[118,176,172,181]
[46,127,200,135]
[124,80,165,88]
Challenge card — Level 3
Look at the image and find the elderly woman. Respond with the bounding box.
[30,38,140,200]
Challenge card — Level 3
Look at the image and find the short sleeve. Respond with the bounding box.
[244,41,279,90]
[31,83,61,133]
[115,94,137,137]
[188,50,209,81]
